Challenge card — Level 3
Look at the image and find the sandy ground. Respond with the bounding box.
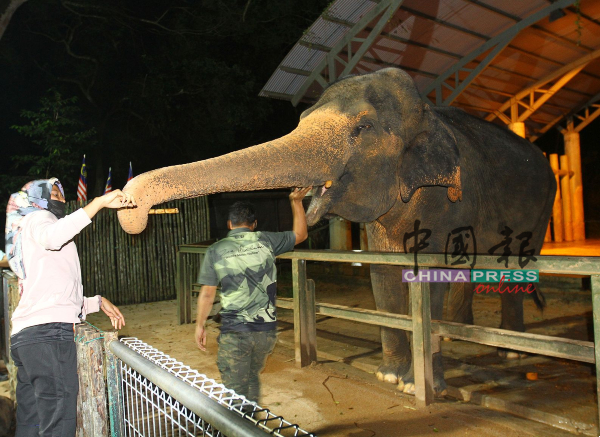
[0,269,593,436]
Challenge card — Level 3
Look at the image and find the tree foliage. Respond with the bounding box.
[11,89,96,184]
[0,0,330,197]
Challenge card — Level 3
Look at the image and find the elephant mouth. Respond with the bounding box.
[306,180,336,226]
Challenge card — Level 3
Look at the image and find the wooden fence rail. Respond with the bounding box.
[66,197,210,305]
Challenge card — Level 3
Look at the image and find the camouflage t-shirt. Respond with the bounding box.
[198,228,296,332]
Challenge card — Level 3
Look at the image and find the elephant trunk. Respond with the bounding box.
[117,120,347,234]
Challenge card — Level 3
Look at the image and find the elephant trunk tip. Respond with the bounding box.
[117,207,148,234]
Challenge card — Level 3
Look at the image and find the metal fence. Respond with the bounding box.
[175,245,600,430]
[112,338,315,437]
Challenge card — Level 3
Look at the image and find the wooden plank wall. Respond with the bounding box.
[66,197,210,305]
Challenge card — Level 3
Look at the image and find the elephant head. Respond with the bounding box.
[118,68,461,234]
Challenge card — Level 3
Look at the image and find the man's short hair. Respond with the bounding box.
[228,201,256,227]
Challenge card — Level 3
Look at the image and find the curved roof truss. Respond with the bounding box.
[261,0,600,142]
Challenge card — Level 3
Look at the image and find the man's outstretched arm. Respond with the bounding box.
[289,187,311,245]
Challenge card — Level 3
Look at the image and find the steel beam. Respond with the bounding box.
[291,0,403,106]
[487,48,600,124]
[530,92,600,141]
[422,0,578,106]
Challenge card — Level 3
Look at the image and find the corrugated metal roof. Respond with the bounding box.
[260,0,600,139]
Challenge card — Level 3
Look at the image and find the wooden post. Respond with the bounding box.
[359,223,369,251]
[564,129,585,240]
[4,273,19,401]
[104,331,125,437]
[306,279,317,363]
[549,154,564,242]
[85,329,108,437]
[185,253,193,324]
[75,325,108,437]
[292,259,316,367]
[508,121,526,138]
[75,325,92,437]
[410,275,434,408]
[591,274,600,431]
[176,248,185,324]
[542,153,552,243]
[329,217,352,250]
[560,155,574,242]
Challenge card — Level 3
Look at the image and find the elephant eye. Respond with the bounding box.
[351,122,374,138]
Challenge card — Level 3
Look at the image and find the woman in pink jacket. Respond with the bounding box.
[5,178,135,437]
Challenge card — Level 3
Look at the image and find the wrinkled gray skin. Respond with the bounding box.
[119,68,556,395]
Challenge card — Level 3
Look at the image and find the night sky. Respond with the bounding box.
[1,0,598,237]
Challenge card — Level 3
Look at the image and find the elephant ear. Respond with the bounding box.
[398,106,462,203]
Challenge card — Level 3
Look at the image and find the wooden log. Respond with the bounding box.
[549,154,564,242]
[148,207,179,214]
[591,275,600,432]
[564,131,585,240]
[84,329,108,437]
[292,259,316,367]
[560,155,574,242]
[75,325,92,437]
[542,152,552,243]
[5,274,19,401]
[104,331,125,437]
[410,277,434,407]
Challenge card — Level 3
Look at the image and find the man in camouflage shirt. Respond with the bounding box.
[195,187,310,402]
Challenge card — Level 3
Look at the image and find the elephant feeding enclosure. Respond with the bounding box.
[176,246,600,434]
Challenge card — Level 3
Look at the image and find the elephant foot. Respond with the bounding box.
[376,362,411,385]
[498,348,528,360]
[397,371,447,397]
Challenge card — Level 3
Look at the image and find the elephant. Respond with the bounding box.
[118,67,556,395]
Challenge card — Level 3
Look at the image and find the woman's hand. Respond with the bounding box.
[101,190,136,209]
[101,297,126,330]
[84,189,136,219]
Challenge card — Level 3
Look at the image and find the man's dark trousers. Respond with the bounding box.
[11,323,78,437]
[217,330,277,402]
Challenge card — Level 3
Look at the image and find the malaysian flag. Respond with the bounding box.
[127,162,133,182]
[77,155,87,201]
[103,167,113,194]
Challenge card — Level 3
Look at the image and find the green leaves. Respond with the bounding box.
[10,89,96,182]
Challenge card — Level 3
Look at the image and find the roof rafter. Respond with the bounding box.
[529,91,600,141]
[290,0,404,106]
[319,9,594,100]
[486,48,600,124]
[422,0,578,106]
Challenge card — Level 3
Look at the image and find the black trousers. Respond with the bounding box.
[11,323,78,437]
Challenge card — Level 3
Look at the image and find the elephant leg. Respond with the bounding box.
[398,282,448,396]
[370,264,411,384]
[446,282,474,324]
[498,289,527,359]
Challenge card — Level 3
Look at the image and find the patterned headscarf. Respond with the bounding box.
[5,178,64,279]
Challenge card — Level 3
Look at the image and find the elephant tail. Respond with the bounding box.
[531,283,546,311]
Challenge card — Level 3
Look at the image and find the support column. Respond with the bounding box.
[564,131,585,240]
[543,153,552,243]
[549,154,564,243]
[359,223,369,251]
[508,122,526,138]
[329,217,352,250]
[560,155,574,242]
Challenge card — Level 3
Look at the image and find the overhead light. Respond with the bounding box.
[549,8,566,22]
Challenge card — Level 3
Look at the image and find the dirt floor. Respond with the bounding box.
[0,266,595,436]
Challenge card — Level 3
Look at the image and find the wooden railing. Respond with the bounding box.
[176,245,600,423]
